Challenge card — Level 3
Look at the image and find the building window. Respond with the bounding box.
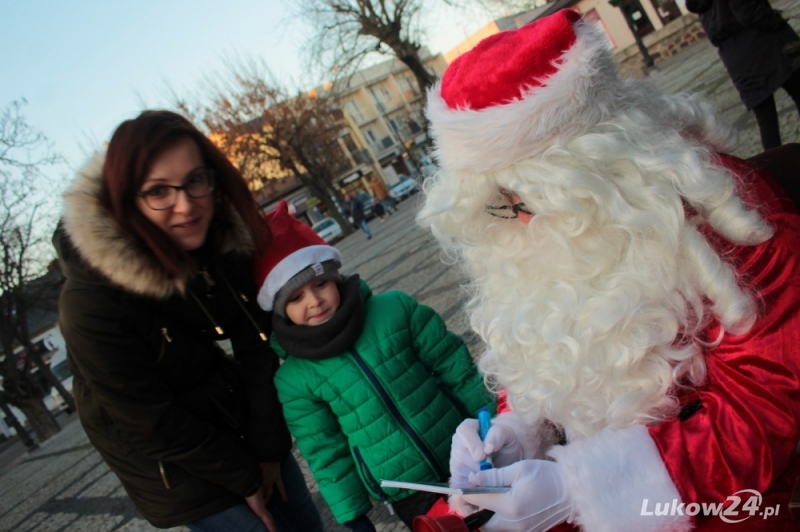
[342,133,358,153]
[621,0,655,38]
[398,76,418,97]
[654,0,682,24]
[346,101,365,123]
[370,84,392,105]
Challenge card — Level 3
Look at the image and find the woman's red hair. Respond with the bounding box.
[101,110,270,279]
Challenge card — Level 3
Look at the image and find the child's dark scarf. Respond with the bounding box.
[271,275,365,360]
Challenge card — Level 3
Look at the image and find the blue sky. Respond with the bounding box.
[1,1,489,181]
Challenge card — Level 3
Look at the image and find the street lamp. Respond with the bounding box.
[609,0,656,69]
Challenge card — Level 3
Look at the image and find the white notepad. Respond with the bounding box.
[379,480,510,495]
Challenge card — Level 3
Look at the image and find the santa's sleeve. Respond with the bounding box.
[549,161,800,532]
[549,425,691,532]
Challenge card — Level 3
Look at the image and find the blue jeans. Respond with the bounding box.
[358,220,372,238]
[381,197,397,211]
[187,454,326,532]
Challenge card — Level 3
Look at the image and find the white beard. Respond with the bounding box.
[419,116,772,440]
[464,204,705,440]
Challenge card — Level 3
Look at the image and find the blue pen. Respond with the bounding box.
[478,407,493,470]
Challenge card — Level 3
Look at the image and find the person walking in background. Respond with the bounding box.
[372,197,387,221]
[54,111,326,532]
[343,192,372,239]
[687,0,800,150]
[368,174,398,215]
[253,202,496,531]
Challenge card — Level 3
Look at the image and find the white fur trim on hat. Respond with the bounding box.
[426,22,622,175]
[256,245,342,311]
[549,425,692,532]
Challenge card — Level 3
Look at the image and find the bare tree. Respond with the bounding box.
[297,0,439,96]
[172,61,355,234]
[296,0,544,96]
[0,100,71,442]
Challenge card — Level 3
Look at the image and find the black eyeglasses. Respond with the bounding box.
[486,202,533,219]
[137,171,216,210]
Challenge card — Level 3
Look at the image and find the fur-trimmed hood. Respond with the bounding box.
[57,152,253,300]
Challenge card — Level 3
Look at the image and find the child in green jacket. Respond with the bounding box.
[254,201,496,531]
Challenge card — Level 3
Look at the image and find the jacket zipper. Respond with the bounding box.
[158,461,171,489]
[159,327,172,361]
[353,446,388,500]
[218,273,267,341]
[353,446,395,515]
[347,347,446,480]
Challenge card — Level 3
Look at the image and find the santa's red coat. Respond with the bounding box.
[554,155,800,531]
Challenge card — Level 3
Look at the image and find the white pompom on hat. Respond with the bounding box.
[426,8,623,175]
[254,200,342,314]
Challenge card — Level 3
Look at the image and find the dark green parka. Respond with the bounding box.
[272,279,495,524]
[54,154,291,528]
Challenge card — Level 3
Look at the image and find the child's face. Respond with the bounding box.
[284,279,341,326]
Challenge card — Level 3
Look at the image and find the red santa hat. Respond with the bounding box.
[254,200,342,314]
[426,9,622,174]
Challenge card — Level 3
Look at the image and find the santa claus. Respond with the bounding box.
[418,9,800,532]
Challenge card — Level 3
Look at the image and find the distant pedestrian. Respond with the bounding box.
[687,0,800,150]
[343,193,372,239]
[253,202,496,531]
[368,175,398,214]
[372,197,387,221]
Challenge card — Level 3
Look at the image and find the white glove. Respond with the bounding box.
[450,415,526,483]
[461,460,573,532]
[448,415,526,517]
[449,419,482,516]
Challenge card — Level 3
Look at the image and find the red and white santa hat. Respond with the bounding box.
[426,9,621,175]
[254,200,342,314]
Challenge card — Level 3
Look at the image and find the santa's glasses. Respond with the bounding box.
[485,190,533,219]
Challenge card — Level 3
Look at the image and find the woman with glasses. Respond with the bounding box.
[54,110,326,532]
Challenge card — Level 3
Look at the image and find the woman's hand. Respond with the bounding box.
[259,462,287,503]
[244,489,277,532]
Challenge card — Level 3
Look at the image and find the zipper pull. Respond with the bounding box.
[214,326,224,335]
[239,292,249,302]
[259,332,267,341]
[161,328,173,343]
[198,267,215,288]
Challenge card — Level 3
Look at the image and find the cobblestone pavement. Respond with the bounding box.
[2,5,800,529]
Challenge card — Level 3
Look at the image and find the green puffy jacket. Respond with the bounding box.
[272,281,495,523]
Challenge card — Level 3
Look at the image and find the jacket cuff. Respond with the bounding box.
[239,466,264,498]
[549,424,692,532]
